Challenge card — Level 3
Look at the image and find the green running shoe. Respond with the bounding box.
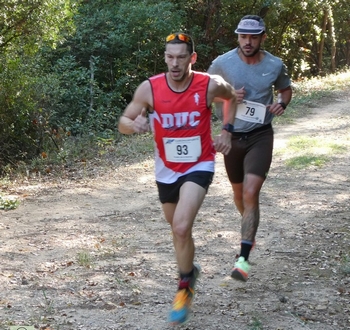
[231,256,251,282]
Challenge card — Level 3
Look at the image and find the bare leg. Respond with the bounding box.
[240,173,265,241]
[231,174,265,239]
[230,174,265,281]
[162,181,206,274]
[166,181,207,325]
[231,182,244,215]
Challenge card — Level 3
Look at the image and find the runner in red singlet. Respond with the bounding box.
[118,32,237,325]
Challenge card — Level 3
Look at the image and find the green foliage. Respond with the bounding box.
[37,0,186,138]
[0,54,45,167]
[157,0,350,77]
[0,0,76,171]
[340,255,350,275]
[249,315,263,330]
[285,154,329,169]
[0,0,76,52]
[46,55,91,133]
[0,196,20,210]
[77,251,93,268]
[283,136,346,169]
[116,133,154,159]
[274,69,350,125]
[1,0,350,173]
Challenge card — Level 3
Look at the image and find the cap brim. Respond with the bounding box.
[235,28,264,34]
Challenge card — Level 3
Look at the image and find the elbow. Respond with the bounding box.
[232,93,237,104]
[117,122,125,134]
[118,116,133,135]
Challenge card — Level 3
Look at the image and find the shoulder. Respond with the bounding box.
[192,71,210,79]
[192,71,210,77]
[263,51,284,66]
[263,51,290,77]
[208,49,238,75]
[135,79,152,96]
[138,79,152,89]
[149,72,166,83]
[208,73,226,84]
[210,48,238,66]
[208,74,232,93]
[191,71,211,85]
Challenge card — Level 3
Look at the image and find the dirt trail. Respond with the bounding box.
[1,94,350,330]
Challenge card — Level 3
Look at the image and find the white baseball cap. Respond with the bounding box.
[235,16,266,35]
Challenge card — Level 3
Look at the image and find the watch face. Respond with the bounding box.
[223,124,234,133]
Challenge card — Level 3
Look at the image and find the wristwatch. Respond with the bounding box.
[222,123,235,133]
[279,102,287,110]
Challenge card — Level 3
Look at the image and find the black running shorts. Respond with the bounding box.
[224,124,274,183]
[156,171,214,204]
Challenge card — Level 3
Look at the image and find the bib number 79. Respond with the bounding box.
[236,100,266,123]
[246,106,256,116]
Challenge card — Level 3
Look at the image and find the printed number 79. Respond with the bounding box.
[246,106,256,116]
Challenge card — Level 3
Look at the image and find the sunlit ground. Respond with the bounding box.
[294,69,350,93]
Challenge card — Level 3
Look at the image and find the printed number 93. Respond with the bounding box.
[177,145,188,155]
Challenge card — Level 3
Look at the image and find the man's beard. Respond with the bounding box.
[239,45,260,57]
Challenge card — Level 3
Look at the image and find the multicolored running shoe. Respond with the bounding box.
[168,265,200,325]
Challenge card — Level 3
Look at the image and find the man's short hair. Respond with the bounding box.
[165,32,195,54]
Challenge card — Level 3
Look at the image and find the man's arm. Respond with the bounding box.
[277,86,293,108]
[118,80,152,134]
[209,74,237,126]
[268,85,293,116]
[208,74,237,155]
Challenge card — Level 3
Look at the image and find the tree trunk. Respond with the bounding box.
[327,4,336,72]
[318,9,328,74]
[89,56,94,116]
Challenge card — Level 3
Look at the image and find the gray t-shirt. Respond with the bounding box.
[208,48,291,132]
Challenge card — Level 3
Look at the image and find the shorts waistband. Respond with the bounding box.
[231,123,272,136]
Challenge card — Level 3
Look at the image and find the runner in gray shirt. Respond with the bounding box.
[208,15,292,281]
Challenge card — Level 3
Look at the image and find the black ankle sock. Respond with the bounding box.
[178,267,195,290]
[180,268,194,280]
[240,241,254,260]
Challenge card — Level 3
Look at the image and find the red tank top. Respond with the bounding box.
[149,72,215,182]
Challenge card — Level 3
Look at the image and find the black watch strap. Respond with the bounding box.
[279,102,287,109]
[222,123,235,133]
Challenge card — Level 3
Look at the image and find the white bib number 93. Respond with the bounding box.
[163,136,202,163]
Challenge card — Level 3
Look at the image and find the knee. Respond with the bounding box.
[243,187,260,204]
[172,222,192,241]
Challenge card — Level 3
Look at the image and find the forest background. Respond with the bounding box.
[1,0,350,175]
